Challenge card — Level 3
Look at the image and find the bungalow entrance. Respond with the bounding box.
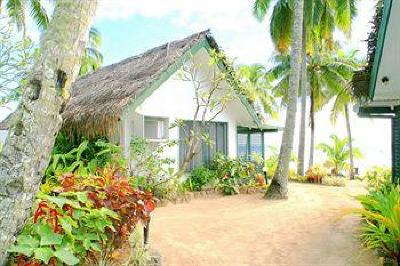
[237,127,265,161]
[178,121,278,170]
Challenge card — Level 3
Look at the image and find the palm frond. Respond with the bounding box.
[29,0,49,30]
[270,1,293,53]
[6,0,25,31]
[253,0,273,21]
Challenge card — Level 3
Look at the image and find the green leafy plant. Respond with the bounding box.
[184,166,216,191]
[9,193,118,266]
[10,164,155,266]
[209,153,262,195]
[45,135,124,178]
[354,185,400,264]
[289,175,308,183]
[361,166,392,191]
[317,135,362,176]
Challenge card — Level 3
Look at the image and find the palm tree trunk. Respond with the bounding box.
[266,0,304,199]
[297,40,307,176]
[308,91,315,169]
[0,1,97,263]
[345,104,355,179]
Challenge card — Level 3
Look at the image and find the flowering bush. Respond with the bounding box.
[305,165,329,184]
[9,166,155,266]
[209,153,264,195]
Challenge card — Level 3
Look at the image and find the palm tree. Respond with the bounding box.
[263,0,304,199]
[328,50,361,179]
[238,64,278,118]
[0,1,97,261]
[253,0,357,176]
[79,27,104,76]
[317,134,362,175]
[2,0,103,75]
[3,0,49,33]
[267,49,359,171]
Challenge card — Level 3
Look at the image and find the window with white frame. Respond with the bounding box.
[144,116,169,140]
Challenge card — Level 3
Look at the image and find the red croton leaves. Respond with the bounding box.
[33,201,62,233]
[17,167,155,266]
[58,167,156,247]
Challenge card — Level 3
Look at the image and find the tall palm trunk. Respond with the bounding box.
[345,104,355,179]
[308,91,315,169]
[266,0,304,199]
[297,41,307,176]
[0,1,97,263]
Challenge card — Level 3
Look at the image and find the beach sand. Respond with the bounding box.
[150,180,379,266]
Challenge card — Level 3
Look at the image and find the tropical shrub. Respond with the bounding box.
[361,166,392,190]
[129,137,189,201]
[184,166,216,191]
[9,167,155,266]
[355,185,400,264]
[45,134,124,178]
[321,176,346,187]
[289,175,308,183]
[305,165,329,184]
[209,153,263,195]
[317,134,362,176]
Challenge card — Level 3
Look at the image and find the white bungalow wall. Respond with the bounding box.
[120,47,256,169]
[373,0,400,104]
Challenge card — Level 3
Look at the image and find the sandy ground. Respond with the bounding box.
[150,181,380,266]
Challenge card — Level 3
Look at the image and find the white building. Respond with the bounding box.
[3,31,280,170]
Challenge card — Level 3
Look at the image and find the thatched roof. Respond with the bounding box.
[1,30,264,136]
[62,30,223,137]
[352,0,384,100]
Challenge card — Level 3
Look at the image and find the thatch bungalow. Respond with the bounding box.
[1,30,279,170]
[352,0,399,183]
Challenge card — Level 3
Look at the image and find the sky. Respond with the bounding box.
[0,0,391,171]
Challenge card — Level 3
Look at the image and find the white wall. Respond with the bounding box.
[374,0,400,102]
[122,47,257,168]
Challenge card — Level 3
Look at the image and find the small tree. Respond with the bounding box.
[317,134,362,176]
[0,18,34,107]
[175,50,237,174]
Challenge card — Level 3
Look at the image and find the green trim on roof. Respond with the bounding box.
[237,126,279,133]
[369,0,393,99]
[123,37,265,129]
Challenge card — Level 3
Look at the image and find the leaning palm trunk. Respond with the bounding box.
[345,104,355,179]
[266,0,304,199]
[0,1,97,263]
[308,92,315,169]
[297,47,307,176]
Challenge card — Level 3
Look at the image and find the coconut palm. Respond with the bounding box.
[0,1,97,261]
[79,27,104,76]
[3,0,49,32]
[238,64,278,118]
[253,0,357,176]
[2,0,103,75]
[328,50,361,179]
[317,134,362,175]
[253,0,357,54]
[263,0,304,199]
[268,48,359,171]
